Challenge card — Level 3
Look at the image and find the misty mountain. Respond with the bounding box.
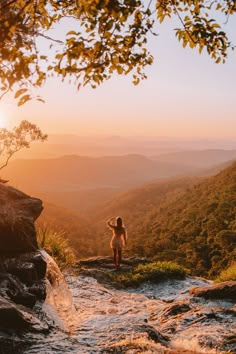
[14,134,236,159]
[152,149,236,168]
[3,154,199,213]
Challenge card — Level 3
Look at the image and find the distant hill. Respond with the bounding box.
[95,162,236,277]
[14,135,236,159]
[2,154,201,213]
[200,159,236,176]
[152,149,236,169]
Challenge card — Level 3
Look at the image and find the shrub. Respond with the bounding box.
[110,261,188,287]
[215,263,236,283]
[37,226,77,270]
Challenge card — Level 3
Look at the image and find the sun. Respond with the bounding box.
[0,111,8,128]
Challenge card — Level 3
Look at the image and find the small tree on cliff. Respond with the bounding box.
[0,0,235,105]
[0,120,47,176]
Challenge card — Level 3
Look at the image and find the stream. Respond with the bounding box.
[22,271,236,354]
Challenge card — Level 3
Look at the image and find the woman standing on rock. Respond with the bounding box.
[106,216,127,270]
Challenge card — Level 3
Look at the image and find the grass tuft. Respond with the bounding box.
[109,261,188,287]
[215,263,236,283]
[37,226,77,270]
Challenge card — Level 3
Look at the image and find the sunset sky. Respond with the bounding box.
[0,16,236,139]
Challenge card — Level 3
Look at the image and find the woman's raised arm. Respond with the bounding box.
[106,217,115,229]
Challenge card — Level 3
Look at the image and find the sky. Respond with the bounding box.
[0,12,236,139]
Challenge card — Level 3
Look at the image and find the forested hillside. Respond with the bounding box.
[37,202,98,257]
[131,163,236,276]
[95,162,236,277]
[94,177,199,255]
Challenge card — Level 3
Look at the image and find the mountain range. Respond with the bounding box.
[2,154,204,213]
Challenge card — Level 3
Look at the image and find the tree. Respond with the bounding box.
[0,0,235,105]
[0,120,47,173]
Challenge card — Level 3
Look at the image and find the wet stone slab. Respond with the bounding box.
[20,273,236,354]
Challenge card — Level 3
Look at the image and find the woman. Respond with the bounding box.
[106,216,127,270]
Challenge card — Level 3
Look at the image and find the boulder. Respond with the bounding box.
[0,296,30,330]
[0,183,42,254]
[1,251,47,284]
[0,184,77,343]
[136,324,170,345]
[79,256,150,269]
[0,272,37,308]
[0,251,47,308]
[160,301,192,322]
[189,281,236,300]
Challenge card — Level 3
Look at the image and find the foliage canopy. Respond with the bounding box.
[0,0,235,104]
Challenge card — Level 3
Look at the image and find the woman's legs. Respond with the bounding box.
[118,249,122,268]
[113,248,118,268]
[113,247,122,269]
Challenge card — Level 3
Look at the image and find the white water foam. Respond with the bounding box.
[172,336,221,354]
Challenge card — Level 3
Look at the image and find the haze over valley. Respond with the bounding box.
[12,134,236,159]
[3,135,236,216]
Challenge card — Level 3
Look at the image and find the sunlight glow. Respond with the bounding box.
[0,111,8,128]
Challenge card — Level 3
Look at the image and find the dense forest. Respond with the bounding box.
[145,161,235,277]
[94,162,236,277]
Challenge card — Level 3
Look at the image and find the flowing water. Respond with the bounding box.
[22,271,235,354]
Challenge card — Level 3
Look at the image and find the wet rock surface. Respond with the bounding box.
[0,251,49,353]
[22,257,236,354]
[78,256,152,288]
[0,251,47,308]
[0,184,50,349]
[79,256,150,268]
[0,251,77,353]
[0,296,31,330]
[0,185,77,353]
[190,281,236,300]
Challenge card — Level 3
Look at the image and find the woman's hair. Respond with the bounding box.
[116,216,123,229]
